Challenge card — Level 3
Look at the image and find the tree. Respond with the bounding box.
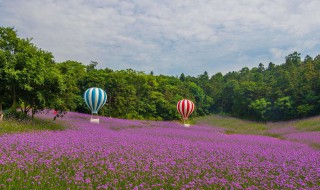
[297,104,314,118]
[0,27,21,109]
[3,31,319,123]
[13,40,66,118]
[179,73,185,81]
[273,96,293,120]
[185,81,212,116]
[0,27,65,118]
[56,60,87,112]
[267,62,275,70]
[258,63,265,72]
[285,51,301,66]
[86,61,98,72]
[0,47,10,113]
[249,98,271,121]
[219,80,239,113]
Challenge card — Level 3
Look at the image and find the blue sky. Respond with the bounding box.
[1,0,320,76]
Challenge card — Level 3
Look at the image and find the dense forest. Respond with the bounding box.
[1,27,320,121]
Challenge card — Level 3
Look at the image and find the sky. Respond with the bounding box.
[1,0,320,76]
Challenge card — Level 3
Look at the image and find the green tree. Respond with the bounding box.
[0,27,21,109]
[285,51,301,66]
[273,96,293,120]
[179,73,185,81]
[0,47,10,112]
[57,60,87,111]
[0,27,65,118]
[249,98,271,121]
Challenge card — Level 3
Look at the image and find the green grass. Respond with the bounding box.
[0,118,65,135]
[310,143,320,150]
[293,117,320,131]
[195,115,267,135]
[195,114,320,142]
[263,133,285,139]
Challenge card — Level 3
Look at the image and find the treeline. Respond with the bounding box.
[1,26,320,121]
[0,27,212,120]
[205,52,320,121]
[75,63,213,120]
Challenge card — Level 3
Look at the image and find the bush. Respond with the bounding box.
[3,109,30,120]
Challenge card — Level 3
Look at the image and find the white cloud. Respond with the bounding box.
[1,0,320,76]
[270,48,286,60]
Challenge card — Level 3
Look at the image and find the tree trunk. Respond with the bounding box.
[0,104,3,121]
[11,87,17,109]
[31,108,35,119]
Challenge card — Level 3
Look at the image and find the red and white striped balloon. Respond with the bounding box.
[177,99,195,120]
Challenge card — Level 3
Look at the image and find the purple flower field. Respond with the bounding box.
[0,112,319,189]
[268,125,320,146]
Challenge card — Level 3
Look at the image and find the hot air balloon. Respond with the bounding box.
[177,99,194,127]
[84,87,107,124]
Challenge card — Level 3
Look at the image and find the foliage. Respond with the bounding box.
[2,27,320,121]
[0,27,66,118]
[249,98,271,121]
[207,52,320,121]
[3,108,29,120]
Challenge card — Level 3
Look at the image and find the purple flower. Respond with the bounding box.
[0,111,318,189]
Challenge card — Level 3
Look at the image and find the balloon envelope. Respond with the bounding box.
[177,99,194,119]
[84,87,107,114]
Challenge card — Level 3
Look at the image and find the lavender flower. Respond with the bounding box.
[0,112,319,189]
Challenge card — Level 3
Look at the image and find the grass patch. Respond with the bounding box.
[263,133,284,139]
[225,130,237,134]
[310,143,320,150]
[195,115,267,134]
[0,118,65,135]
[293,117,320,131]
[110,125,142,131]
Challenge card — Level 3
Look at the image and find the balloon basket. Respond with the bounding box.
[184,124,190,127]
[90,115,100,124]
[182,119,190,127]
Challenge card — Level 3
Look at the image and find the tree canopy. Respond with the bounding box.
[1,26,320,121]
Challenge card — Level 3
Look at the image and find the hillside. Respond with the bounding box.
[195,114,320,149]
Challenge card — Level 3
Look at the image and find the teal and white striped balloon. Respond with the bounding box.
[84,87,107,114]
